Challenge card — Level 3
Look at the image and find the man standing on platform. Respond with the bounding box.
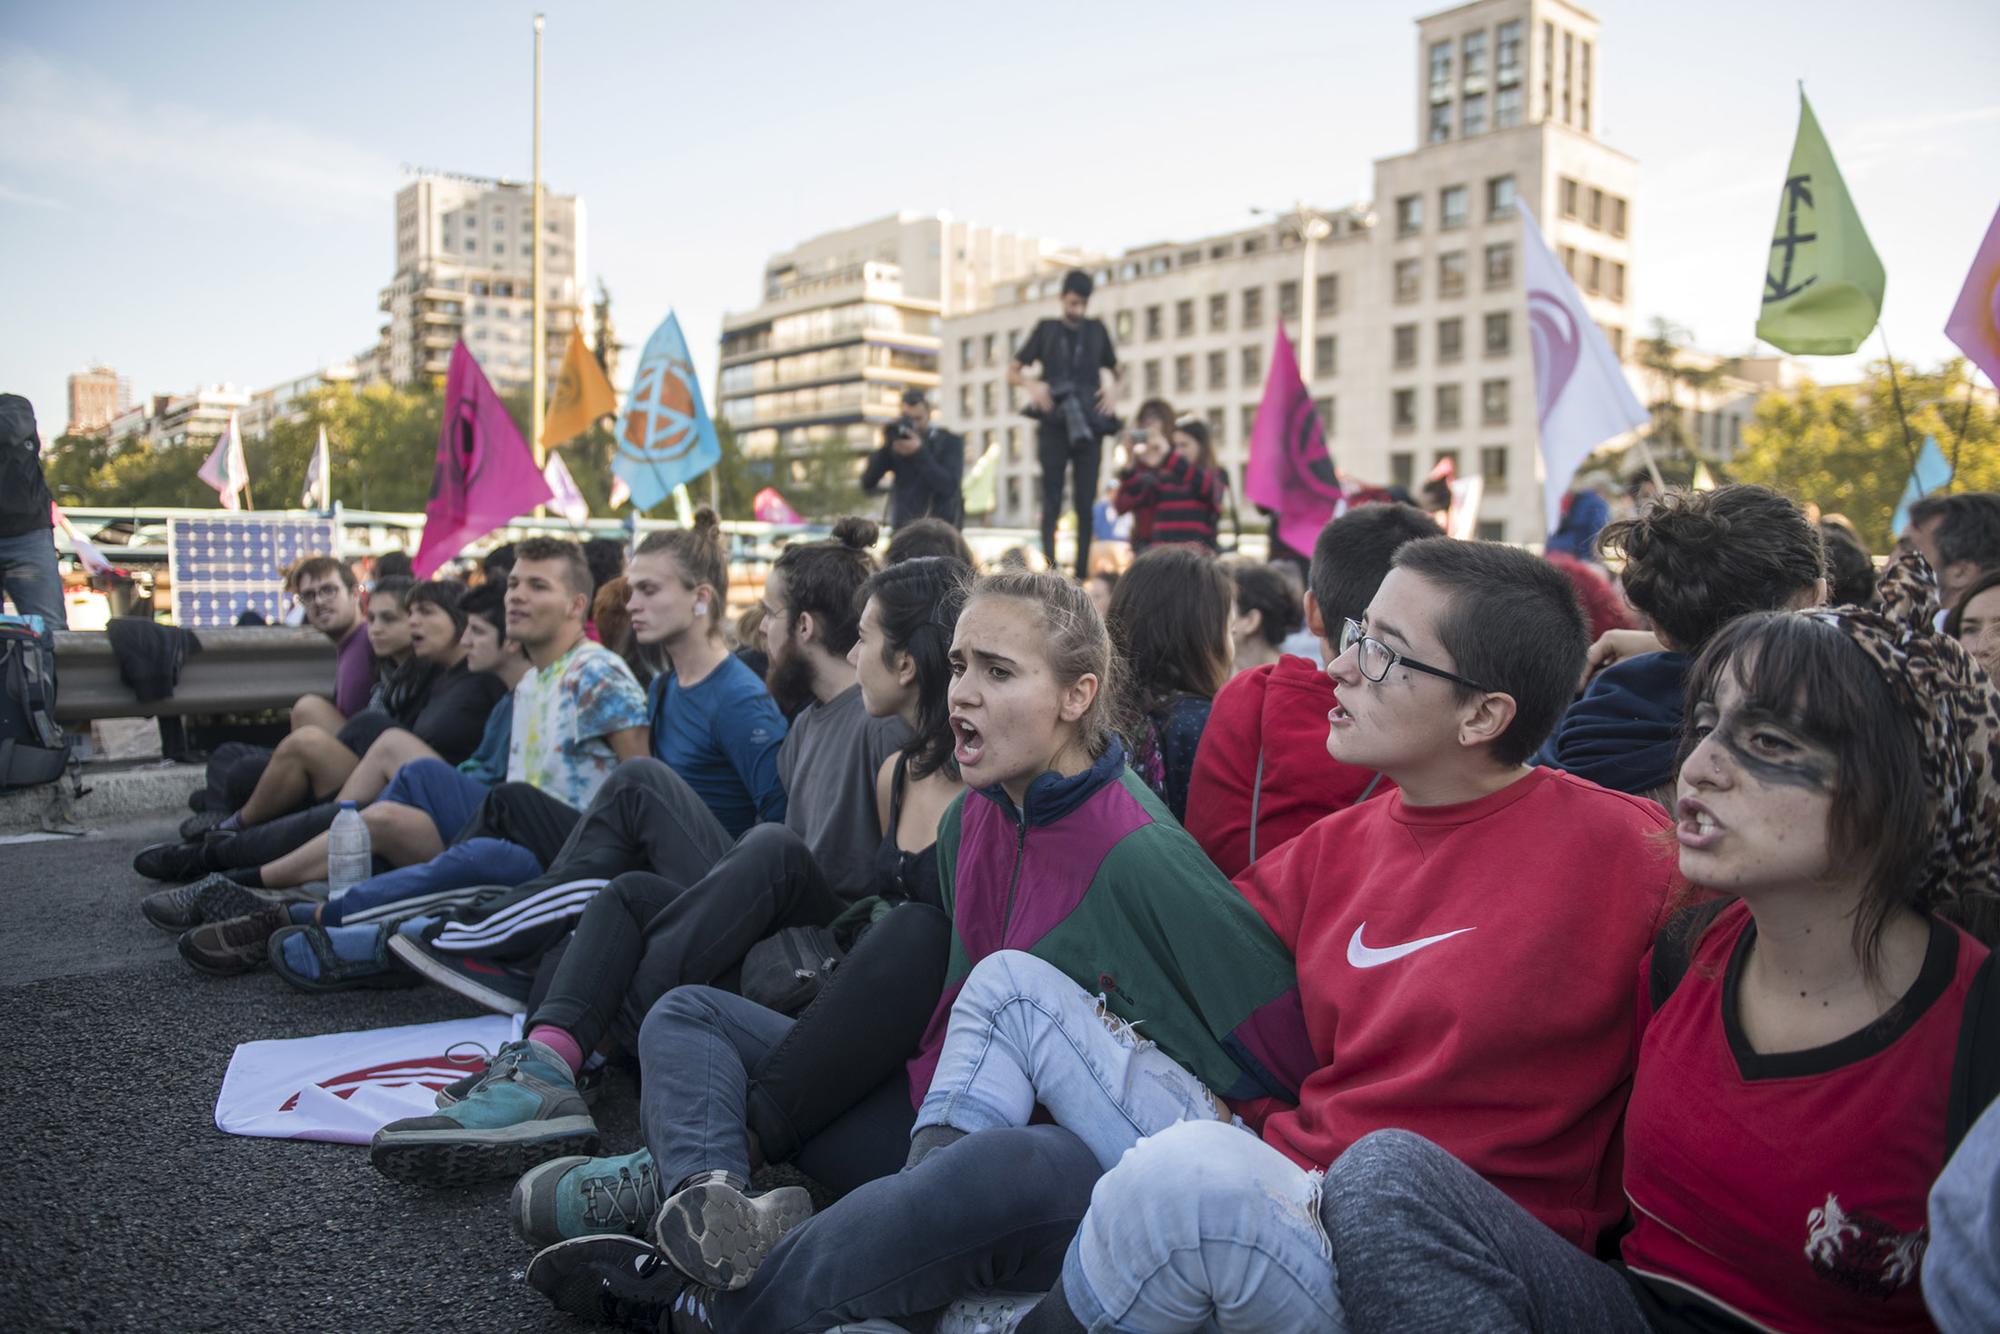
[1010,270,1121,578]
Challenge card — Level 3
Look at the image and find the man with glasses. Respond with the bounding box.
[287,555,375,727]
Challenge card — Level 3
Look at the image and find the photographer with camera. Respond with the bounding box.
[860,388,965,530]
[1009,268,1122,579]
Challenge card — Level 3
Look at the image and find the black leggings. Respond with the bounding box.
[1037,422,1103,579]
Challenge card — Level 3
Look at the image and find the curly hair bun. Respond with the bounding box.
[691,505,720,535]
[831,516,881,550]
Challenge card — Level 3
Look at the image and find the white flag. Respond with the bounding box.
[302,425,331,510]
[543,452,590,525]
[1521,206,1649,538]
[50,502,113,575]
[197,410,250,511]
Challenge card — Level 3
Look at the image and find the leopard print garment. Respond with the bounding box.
[1808,549,2000,943]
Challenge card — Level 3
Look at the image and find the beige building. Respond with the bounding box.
[239,361,361,439]
[718,213,1069,478]
[941,0,1639,542]
[65,365,131,437]
[105,385,252,451]
[373,171,588,391]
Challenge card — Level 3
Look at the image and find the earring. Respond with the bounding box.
[695,600,708,615]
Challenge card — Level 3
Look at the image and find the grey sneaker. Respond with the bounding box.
[512,1147,662,1248]
[651,1170,813,1291]
[369,1038,597,1186]
[141,872,316,933]
[932,1293,1044,1334]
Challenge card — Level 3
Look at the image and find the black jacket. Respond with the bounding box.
[0,395,54,538]
[861,427,965,529]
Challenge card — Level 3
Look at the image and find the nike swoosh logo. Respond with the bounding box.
[1346,923,1475,968]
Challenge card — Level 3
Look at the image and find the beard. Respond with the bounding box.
[765,637,817,716]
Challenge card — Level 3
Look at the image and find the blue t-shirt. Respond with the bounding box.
[647,653,788,838]
[456,693,514,787]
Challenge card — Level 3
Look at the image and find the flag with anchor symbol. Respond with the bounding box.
[1756,89,1884,355]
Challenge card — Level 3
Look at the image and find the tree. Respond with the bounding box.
[1635,316,1735,466]
[1730,357,1998,552]
[591,279,620,384]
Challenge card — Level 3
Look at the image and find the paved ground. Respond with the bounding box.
[0,816,641,1332]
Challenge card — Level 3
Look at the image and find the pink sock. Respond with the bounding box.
[527,1024,584,1075]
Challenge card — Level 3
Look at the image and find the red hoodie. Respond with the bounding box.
[1185,654,1391,877]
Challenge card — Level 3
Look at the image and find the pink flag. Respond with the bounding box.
[413,344,554,578]
[197,410,250,511]
[1245,323,1341,557]
[752,487,803,526]
[542,452,590,526]
[1945,197,2000,388]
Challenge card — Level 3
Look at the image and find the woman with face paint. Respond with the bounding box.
[1320,549,2000,1334]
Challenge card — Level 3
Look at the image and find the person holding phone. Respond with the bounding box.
[1009,269,1122,578]
[1114,406,1225,554]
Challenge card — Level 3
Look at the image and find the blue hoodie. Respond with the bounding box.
[1535,651,1690,797]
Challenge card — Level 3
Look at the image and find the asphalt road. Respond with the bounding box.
[0,815,642,1332]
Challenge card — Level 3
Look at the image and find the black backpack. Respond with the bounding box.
[0,617,66,789]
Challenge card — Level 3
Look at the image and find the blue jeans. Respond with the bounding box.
[0,529,67,633]
[378,758,490,844]
[324,837,544,926]
[915,950,1233,1172]
[1061,1119,1341,1333]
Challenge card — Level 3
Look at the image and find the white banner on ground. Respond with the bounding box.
[215,1013,523,1145]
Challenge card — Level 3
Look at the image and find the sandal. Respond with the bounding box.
[268,923,421,994]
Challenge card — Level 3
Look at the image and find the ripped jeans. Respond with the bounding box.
[914,950,1236,1172]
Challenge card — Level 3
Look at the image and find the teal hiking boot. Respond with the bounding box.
[369,1038,596,1186]
[512,1146,662,1249]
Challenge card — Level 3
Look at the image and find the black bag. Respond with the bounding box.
[739,924,846,1016]
[0,617,65,789]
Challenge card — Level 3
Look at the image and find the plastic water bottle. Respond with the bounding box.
[327,801,372,901]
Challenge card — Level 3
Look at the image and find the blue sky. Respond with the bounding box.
[4,0,1997,442]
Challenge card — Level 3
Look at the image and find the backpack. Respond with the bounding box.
[0,615,67,789]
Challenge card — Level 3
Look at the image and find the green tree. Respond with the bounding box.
[1636,316,1735,465]
[1731,357,1998,552]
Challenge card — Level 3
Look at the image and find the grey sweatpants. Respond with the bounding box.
[1324,1130,1650,1334]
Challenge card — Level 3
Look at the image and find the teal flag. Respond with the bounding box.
[615,311,721,513]
[1891,435,1953,537]
[1756,90,1885,355]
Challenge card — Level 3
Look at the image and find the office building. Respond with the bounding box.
[66,365,131,437]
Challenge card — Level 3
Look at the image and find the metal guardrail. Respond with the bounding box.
[52,626,334,724]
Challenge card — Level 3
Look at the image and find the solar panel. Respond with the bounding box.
[167,516,338,628]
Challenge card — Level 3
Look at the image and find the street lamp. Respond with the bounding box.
[1252,203,1335,369]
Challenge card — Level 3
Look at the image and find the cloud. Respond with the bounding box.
[0,182,65,209]
[0,46,397,220]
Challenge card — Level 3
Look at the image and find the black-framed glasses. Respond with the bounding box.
[1339,618,1495,694]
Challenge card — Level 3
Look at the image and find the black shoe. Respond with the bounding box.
[652,1170,812,1291]
[526,1234,713,1331]
[133,840,211,882]
[179,809,227,841]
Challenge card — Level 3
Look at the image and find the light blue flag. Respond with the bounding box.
[614,310,721,513]
[1891,435,1953,537]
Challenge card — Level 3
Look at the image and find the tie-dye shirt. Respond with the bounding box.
[506,639,649,810]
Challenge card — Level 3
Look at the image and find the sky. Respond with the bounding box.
[4,0,1998,443]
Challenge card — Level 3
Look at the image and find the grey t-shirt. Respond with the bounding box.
[777,683,913,899]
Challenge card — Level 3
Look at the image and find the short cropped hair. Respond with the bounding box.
[1390,538,1590,767]
[293,555,356,593]
[512,536,593,601]
[1309,504,1443,627]
[1819,521,1877,608]
[1062,269,1094,301]
[1932,493,2000,573]
[461,583,506,643]
[1228,560,1304,648]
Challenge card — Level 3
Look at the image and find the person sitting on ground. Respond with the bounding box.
[1537,484,1825,805]
[1819,517,1878,608]
[885,516,977,569]
[149,540,650,971]
[1114,405,1224,554]
[1322,548,2000,1334]
[521,568,1314,1332]
[360,574,416,686]
[1226,558,1303,677]
[972,538,1684,1334]
[285,558,387,736]
[362,526,911,1182]
[496,556,972,1247]
[592,573,657,687]
[1947,567,2000,683]
[1909,492,2000,616]
[1185,503,1440,876]
[1107,545,1232,824]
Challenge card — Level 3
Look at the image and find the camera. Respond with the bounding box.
[883,417,920,445]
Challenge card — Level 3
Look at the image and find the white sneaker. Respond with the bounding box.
[933,1292,1045,1334]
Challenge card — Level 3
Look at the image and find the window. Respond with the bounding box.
[1428,101,1452,143]
[1485,242,1515,288]
[1481,379,1509,425]
[1610,196,1628,238]
[1143,360,1162,395]
[1609,262,1627,303]
[1438,317,1464,363]
[1462,93,1487,137]
[465,239,478,251]
[1115,310,1135,341]
[1394,259,1421,303]
[1495,84,1523,129]
[1175,299,1195,337]
[1393,324,1418,368]
[1497,20,1522,80]
[981,382,997,416]
[1242,287,1264,327]
[1585,254,1603,295]
[1476,520,1507,542]
[1180,249,1202,267]
[1436,384,1463,429]
[1209,293,1228,331]
[1315,274,1339,315]
[1434,448,1460,475]
[1206,407,1226,445]
[1241,405,1258,444]
[1486,174,1516,220]
[1145,305,1163,341]
[1313,335,1337,378]
[1441,185,1469,230]
[1005,478,1022,515]
[1314,397,1336,438]
[1206,350,1227,390]
[1583,188,1603,231]
[982,333,996,365]
[1580,40,1593,132]
[1278,280,1300,321]
[1606,325,1625,357]
[1542,21,1556,119]
[1176,355,1197,394]
[1439,251,1468,298]
[1242,344,1263,384]
[1463,30,1488,80]
[958,385,974,417]
[1006,428,1021,464]
[1480,445,1509,492]
[1393,389,1417,432]
[1485,311,1511,356]
[1562,30,1574,123]
[1561,177,1580,219]
[1390,450,1416,489]
[1561,245,1578,278]
[1429,39,1453,92]
[1397,195,1424,237]
[1243,235,1267,255]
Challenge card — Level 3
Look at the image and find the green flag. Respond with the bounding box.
[1756,89,1885,355]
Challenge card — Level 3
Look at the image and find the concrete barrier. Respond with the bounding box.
[53,626,334,725]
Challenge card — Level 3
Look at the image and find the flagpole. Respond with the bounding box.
[530,13,548,492]
[1876,327,1921,475]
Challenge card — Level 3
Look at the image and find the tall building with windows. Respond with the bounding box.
[941,0,1638,542]
[717,214,1067,479]
[373,171,588,391]
[66,365,131,437]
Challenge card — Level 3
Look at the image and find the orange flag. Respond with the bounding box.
[542,327,618,449]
